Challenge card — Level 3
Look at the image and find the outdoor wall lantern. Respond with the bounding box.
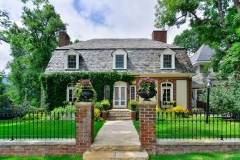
[205,79,212,123]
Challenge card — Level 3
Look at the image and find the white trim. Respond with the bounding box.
[159,48,176,69]
[161,82,173,102]
[64,49,80,69]
[112,49,127,69]
[113,81,127,108]
[130,85,136,100]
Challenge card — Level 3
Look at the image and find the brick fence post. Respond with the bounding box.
[139,101,157,155]
[75,102,94,154]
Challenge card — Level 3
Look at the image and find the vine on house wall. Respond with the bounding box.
[41,71,134,110]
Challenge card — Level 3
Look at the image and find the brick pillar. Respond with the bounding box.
[139,101,157,155]
[130,111,136,120]
[75,102,94,154]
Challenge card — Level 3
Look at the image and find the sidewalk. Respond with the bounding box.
[83,120,148,160]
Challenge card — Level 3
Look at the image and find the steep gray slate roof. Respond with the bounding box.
[192,74,207,84]
[57,38,184,49]
[190,45,215,64]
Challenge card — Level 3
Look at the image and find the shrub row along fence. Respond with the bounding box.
[0,111,76,140]
[156,111,240,140]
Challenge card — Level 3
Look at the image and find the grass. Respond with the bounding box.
[0,155,82,160]
[0,120,105,139]
[133,120,139,134]
[150,151,240,160]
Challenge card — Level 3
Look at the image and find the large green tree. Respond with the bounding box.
[173,29,201,55]
[6,0,67,106]
[155,0,240,78]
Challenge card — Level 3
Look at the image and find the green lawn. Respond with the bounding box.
[133,115,240,139]
[150,151,240,160]
[0,120,105,139]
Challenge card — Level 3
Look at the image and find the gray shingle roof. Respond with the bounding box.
[190,45,215,64]
[57,38,184,50]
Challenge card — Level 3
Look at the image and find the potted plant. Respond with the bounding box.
[73,79,97,102]
[137,77,157,101]
[128,100,138,111]
[100,100,110,111]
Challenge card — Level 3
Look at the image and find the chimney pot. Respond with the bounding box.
[152,30,167,43]
[59,30,70,47]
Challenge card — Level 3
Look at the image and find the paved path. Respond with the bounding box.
[83,120,148,160]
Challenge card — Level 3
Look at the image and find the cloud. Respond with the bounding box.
[0,0,188,72]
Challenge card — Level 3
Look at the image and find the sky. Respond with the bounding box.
[0,0,188,73]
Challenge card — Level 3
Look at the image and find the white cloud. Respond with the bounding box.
[0,0,187,72]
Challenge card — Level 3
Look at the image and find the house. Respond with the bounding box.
[45,30,195,110]
[190,44,219,109]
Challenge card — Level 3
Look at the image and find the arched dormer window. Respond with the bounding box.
[64,49,81,70]
[159,48,176,69]
[112,49,127,69]
[161,82,173,102]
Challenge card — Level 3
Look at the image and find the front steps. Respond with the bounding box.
[83,121,148,160]
[107,109,131,120]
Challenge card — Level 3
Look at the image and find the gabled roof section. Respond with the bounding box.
[190,45,215,64]
[57,38,184,50]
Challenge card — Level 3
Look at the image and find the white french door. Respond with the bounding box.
[113,82,127,108]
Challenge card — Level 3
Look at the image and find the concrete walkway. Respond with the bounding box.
[83,120,148,160]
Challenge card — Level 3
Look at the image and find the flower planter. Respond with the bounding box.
[138,89,157,101]
[131,104,137,111]
[103,104,108,111]
[80,89,93,102]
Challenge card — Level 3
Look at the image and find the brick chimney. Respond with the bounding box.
[59,30,70,47]
[152,30,167,43]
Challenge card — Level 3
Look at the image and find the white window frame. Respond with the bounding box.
[161,82,173,102]
[64,49,80,69]
[130,85,136,100]
[66,83,76,102]
[159,48,176,69]
[112,49,127,69]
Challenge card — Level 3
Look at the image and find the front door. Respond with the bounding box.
[113,82,127,108]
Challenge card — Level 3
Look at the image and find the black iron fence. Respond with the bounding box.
[0,111,76,140]
[156,111,240,140]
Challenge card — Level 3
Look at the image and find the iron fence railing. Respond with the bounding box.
[156,111,240,140]
[0,111,76,140]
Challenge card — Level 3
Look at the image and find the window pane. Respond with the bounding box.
[163,55,172,68]
[68,55,76,68]
[104,85,110,100]
[130,86,136,100]
[116,55,124,68]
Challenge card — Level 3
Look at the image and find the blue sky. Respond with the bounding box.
[0,0,188,73]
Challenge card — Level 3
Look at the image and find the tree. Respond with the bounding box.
[155,0,240,78]
[173,29,201,55]
[6,0,67,106]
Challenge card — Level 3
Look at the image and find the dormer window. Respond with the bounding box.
[160,48,176,69]
[64,49,80,70]
[112,49,127,69]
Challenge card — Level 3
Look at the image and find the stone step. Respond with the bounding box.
[83,150,148,160]
[107,117,131,121]
[107,109,131,121]
[90,143,141,151]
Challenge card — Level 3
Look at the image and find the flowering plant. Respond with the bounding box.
[128,100,139,110]
[73,79,97,102]
[138,77,156,94]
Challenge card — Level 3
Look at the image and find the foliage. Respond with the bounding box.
[165,106,189,117]
[173,29,201,55]
[94,102,103,112]
[155,0,240,78]
[5,0,66,106]
[73,79,97,102]
[17,99,35,112]
[50,105,76,120]
[21,112,46,120]
[128,100,138,110]
[94,108,103,122]
[41,71,134,110]
[199,78,240,112]
[100,100,110,110]
[138,77,156,95]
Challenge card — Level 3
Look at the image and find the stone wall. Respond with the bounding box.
[156,140,240,155]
